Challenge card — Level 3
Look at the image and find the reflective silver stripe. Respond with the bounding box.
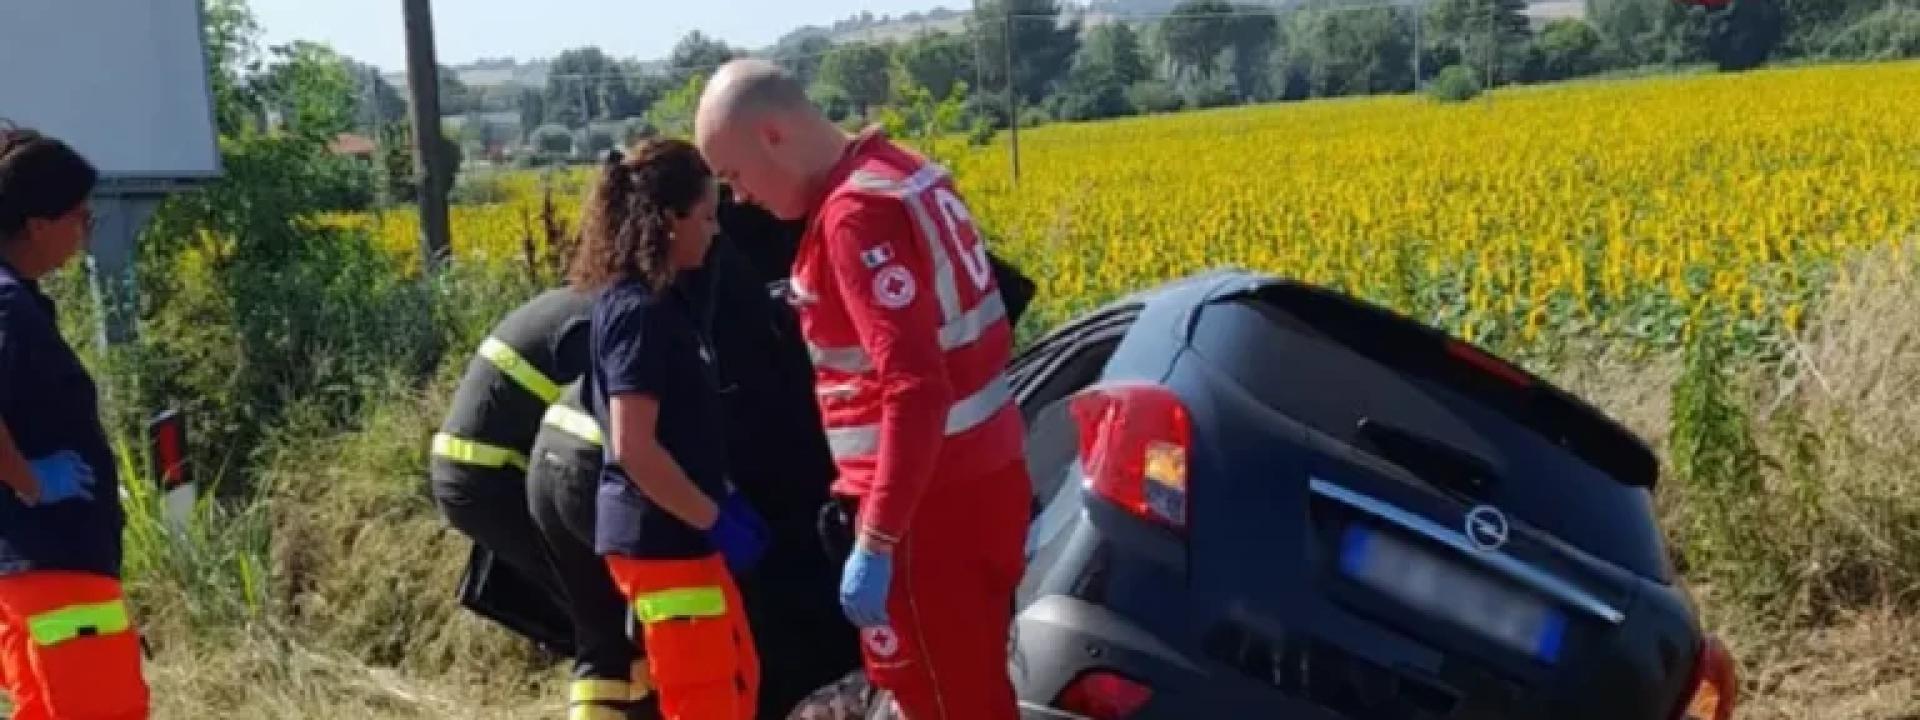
[817,383,860,401]
[826,427,877,458]
[848,170,900,193]
[789,279,817,305]
[937,291,1006,351]
[905,164,964,323]
[807,292,1008,376]
[945,373,1013,434]
[810,343,872,373]
[904,188,964,322]
[826,374,1014,459]
[902,164,948,195]
[848,164,948,197]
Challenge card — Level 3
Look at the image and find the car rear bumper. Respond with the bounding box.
[1013,594,1352,720]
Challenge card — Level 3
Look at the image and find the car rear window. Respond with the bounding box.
[1186,284,1672,581]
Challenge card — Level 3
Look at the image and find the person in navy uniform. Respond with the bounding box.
[0,126,151,719]
[571,138,770,720]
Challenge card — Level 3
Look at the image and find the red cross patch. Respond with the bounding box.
[872,265,915,309]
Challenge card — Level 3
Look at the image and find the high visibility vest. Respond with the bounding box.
[791,141,1024,488]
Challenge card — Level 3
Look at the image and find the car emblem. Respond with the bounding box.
[1464,505,1509,552]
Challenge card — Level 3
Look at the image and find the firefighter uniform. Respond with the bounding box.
[789,127,1032,720]
[431,287,594,603]
[586,277,759,720]
[528,382,662,720]
[0,258,149,720]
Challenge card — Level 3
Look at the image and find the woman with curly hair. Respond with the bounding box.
[570,137,767,720]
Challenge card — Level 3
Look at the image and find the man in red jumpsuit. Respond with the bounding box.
[695,58,1031,720]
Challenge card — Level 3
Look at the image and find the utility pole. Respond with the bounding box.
[1412,0,1422,90]
[972,0,987,113]
[1004,3,1021,183]
[404,0,452,275]
[1483,0,1496,110]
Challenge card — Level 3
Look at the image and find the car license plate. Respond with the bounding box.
[1339,525,1568,664]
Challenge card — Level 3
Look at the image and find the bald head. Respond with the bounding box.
[694,57,852,221]
[696,58,814,141]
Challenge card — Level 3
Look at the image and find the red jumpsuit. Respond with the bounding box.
[789,127,1032,720]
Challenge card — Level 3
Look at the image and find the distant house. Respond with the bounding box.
[329,132,378,158]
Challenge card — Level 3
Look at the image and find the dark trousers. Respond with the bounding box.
[430,458,566,600]
[524,450,641,683]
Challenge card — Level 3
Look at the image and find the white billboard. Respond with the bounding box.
[0,0,222,185]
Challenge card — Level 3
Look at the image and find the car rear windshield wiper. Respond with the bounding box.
[1354,417,1502,497]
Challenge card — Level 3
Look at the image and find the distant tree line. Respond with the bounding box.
[322,0,1919,166]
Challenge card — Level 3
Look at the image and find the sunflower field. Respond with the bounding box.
[337,60,1920,364]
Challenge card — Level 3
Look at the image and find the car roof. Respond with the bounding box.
[1071,267,1661,487]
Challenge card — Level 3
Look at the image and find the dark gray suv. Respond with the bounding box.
[1003,269,1738,720]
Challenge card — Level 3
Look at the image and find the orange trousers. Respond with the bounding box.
[606,553,758,720]
[0,571,149,720]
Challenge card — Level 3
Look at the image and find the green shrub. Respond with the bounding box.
[1429,64,1484,104]
[450,171,513,206]
[1019,106,1052,129]
[1126,81,1184,115]
[1182,77,1239,110]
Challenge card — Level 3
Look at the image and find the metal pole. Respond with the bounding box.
[403,0,452,274]
[1004,4,1021,183]
[1483,0,1496,109]
[972,0,987,108]
[84,193,160,349]
[1412,0,1422,90]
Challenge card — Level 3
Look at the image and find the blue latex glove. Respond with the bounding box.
[839,545,893,628]
[708,493,771,577]
[28,451,96,505]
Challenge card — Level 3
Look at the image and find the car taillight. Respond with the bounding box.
[1672,635,1738,720]
[1055,669,1154,719]
[1070,382,1191,534]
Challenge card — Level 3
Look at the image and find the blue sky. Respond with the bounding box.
[252,0,957,72]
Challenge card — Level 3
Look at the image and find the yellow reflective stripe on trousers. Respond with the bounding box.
[632,586,727,624]
[543,404,604,447]
[569,678,630,704]
[432,432,530,471]
[28,599,131,647]
[479,336,562,404]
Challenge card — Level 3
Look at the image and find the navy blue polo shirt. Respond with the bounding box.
[0,259,124,579]
[585,276,729,559]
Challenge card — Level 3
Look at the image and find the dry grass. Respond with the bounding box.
[117,366,574,720]
[142,628,551,720]
[1550,247,1920,719]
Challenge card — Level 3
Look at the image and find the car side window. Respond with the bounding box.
[1019,335,1126,566]
[1024,396,1081,509]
